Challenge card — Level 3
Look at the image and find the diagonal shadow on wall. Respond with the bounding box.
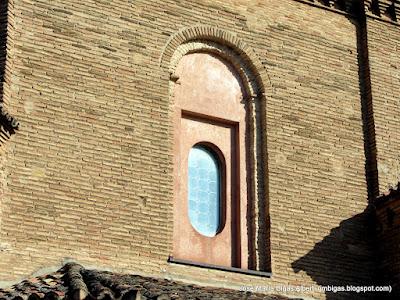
[292,7,390,299]
[291,207,384,300]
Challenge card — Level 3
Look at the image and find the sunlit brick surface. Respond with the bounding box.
[1,0,398,299]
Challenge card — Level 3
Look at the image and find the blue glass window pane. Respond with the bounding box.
[188,145,221,237]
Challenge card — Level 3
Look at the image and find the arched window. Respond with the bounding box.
[170,44,269,273]
[171,52,246,268]
[188,144,223,237]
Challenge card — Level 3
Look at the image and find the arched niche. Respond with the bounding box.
[162,27,271,272]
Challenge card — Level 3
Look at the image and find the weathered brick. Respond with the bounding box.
[0,0,398,299]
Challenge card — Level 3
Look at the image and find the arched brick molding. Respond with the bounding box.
[160,25,273,97]
[161,25,272,272]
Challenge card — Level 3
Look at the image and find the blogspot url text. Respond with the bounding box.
[239,285,392,294]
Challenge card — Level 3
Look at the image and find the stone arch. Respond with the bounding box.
[163,25,271,272]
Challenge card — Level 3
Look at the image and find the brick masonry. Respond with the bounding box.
[367,19,400,194]
[0,0,398,299]
[375,187,400,298]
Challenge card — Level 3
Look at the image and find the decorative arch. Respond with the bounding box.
[163,25,271,272]
[160,25,273,98]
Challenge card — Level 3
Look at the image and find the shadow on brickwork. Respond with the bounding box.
[0,0,8,103]
[291,8,393,298]
[0,0,19,140]
[352,12,379,201]
[291,207,384,300]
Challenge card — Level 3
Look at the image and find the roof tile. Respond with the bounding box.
[0,263,290,300]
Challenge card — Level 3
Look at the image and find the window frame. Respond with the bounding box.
[187,142,227,238]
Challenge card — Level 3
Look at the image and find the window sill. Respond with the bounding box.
[168,256,272,278]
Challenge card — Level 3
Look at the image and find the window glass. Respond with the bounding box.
[188,145,221,237]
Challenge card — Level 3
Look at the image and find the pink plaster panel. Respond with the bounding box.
[174,53,246,122]
[173,53,249,268]
[176,116,235,266]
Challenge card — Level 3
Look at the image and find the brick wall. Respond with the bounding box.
[375,189,400,297]
[0,0,7,104]
[0,0,393,299]
[366,18,400,194]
